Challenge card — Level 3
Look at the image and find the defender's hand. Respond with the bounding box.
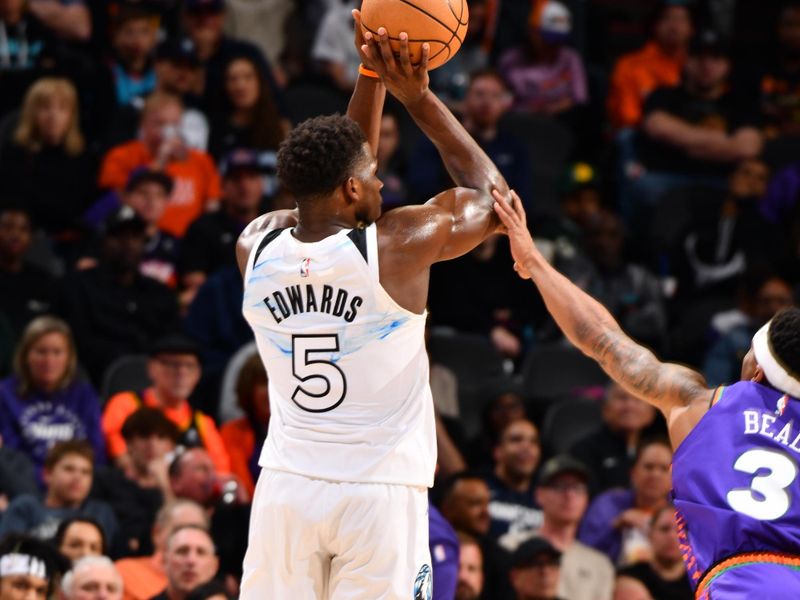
[493,189,535,280]
[359,26,430,107]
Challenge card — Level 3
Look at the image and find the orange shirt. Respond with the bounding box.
[219,417,257,497]
[115,554,166,600]
[102,387,231,474]
[607,42,685,129]
[98,140,221,237]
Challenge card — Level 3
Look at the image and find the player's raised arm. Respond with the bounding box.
[493,190,713,444]
[347,10,387,153]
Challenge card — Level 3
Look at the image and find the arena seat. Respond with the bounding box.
[541,396,602,455]
[100,354,150,403]
[520,344,608,402]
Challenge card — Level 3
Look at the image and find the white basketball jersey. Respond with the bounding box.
[241,224,436,488]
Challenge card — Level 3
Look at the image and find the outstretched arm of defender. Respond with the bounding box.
[492,191,713,421]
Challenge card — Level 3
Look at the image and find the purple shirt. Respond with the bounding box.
[498,46,588,111]
[578,488,635,563]
[672,381,800,589]
[429,505,459,600]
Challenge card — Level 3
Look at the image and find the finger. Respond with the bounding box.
[493,201,517,228]
[352,8,361,26]
[509,189,527,223]
[352,10,364,44]
[398,32,412,73]
[419,42,430,71]
[377,27,396,69]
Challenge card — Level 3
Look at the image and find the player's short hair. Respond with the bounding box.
[768,307,800,378]
[44,441,94,471]
[276,114,367,199]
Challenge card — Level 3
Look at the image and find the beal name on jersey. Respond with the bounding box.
[263,283,364,324]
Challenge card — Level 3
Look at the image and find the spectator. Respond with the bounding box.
[114,500,208,600]
[179,149,266,306]
[0,441,118,544]
[184,580,228,600]
[208,55,288,167]
[608,2,692,129]
[375,111,408,209]
[311,0,359,92]
[613,576,655,600]
[107,6,158,107]
[501,456,614,600]
[0,78,97,236]
[101,335,231,475]
[429,504,459,600]
[704,273,794,386]
[468,389,527,468]
[455,532,484,600]
[53,517,106,563]
[61,556,123,600]
[0,316,104,479]
[0,533,64,600]
[97,92,221,238]
[219,354,268,498]
[0,207,58,335]
[618,505,692,600]
[509,537,566,600]
[486,418,543,539]
[167,448,246,510]
[634,30,763,207]
[58,207,180,383]
[409,70,531,205]
[92,408,181,557]
[498,1,588,115]
[150,525,218,600]
[571,382,659,494]
[579,439,673,565]
[27,0,91,42]
[0,444,38,505]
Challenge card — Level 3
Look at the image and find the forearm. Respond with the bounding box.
[30,2,91,41]
[435,412,466,477]
[347,74,386,154]
[406,91,509,197]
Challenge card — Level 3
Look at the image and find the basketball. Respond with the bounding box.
[360,0,469,71]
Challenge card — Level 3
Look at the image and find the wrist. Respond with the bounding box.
[358,64,380,79]
[403,88,432,112]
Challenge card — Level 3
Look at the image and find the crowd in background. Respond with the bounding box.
[1,0,799,598]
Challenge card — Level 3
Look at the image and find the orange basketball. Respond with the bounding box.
[360,0,469,71]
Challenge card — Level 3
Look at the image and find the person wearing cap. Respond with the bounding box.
[101,335,231,475]
[501,456,614,600]
[497,0,587,115]
[59,205,180,383]
[608,2,693,130]
[509,537,565,600]
[0,533,64,600]
[107,5,158,107]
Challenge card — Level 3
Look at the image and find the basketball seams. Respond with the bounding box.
[447,0,469,28]
[391,0,459,36]
[361,23,449,63]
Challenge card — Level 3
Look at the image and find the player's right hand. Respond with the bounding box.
[359,26,430,107]
[492,189,535,280]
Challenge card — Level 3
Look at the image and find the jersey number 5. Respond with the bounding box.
[726,448,798,521]
[291,334,347,412]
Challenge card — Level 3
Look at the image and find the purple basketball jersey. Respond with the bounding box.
[672,381,800,594]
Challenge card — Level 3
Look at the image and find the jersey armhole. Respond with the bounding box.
[710,385,726,408]
[366,224,380,281]
[244,228,285,282]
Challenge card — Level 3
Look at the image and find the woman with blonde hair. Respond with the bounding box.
[0,316,105,480]
[0,77,97,235]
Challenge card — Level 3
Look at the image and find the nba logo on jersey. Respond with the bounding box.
[413,564,432,600]
[300,258,311,278]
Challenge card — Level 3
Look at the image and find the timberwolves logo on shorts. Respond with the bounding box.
[413,564,432,600]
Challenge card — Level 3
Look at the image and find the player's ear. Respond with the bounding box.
[342,176,360,205]
[751,364,765,383]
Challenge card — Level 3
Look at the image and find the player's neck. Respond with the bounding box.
[294,205,356,243]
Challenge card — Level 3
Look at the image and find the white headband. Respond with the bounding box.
[752,321,800,398]
[0,554,47,579]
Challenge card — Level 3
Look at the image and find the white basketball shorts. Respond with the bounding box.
[240,469,433,600]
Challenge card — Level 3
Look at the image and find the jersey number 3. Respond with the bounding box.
[726,449,798,521]
[291,334,347,412]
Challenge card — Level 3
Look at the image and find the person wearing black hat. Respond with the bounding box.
[59,206,180,383]
[500,456,614,600]
[100,334,232,477]
[509,537,565,600]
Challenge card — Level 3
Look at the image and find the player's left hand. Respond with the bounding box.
[359,26,430,107]
[493,189,535,280]
[352,10,379,73]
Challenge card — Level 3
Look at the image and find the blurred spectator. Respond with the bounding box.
[114,500,208,600]
[0,78,97,236]
[92,408,181,557]
[617,505,692,600]
[53,517,106,563]
[0,208,59,335]
[107,6,158,107]
[219,354,267,498]
[633,30,762,207]
[184,580,229,600]
[607,2,692,130]
[486,418,543,539]
[755,158,800,262]
[58,207,180,383]
[704,273,794,386]
[429,504,459,600]
[498,1,587,115]
[208,55,288,166]
[61,555,123,600]
[583,0,662,70]
[0,316,104,479]
[0,444,38,505]
[151,525,218,600]
[0,441,118,544]
[509,537,565,600]
[613,576,655,600]
[501,457,615,600]
[455,532,484,600]
[409,70,531,205]
[167,448,246,510]
[312,0,359,92]
[101,335,231,475]
[0,533,65,600]
[579,439,673,565]
[179,149,265,307]
[27,0,90,42]
[570,383,658,495]
[468,389,527,468]
[375,111,408,209]
[222,0,293,72]
[98,93,221,238]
